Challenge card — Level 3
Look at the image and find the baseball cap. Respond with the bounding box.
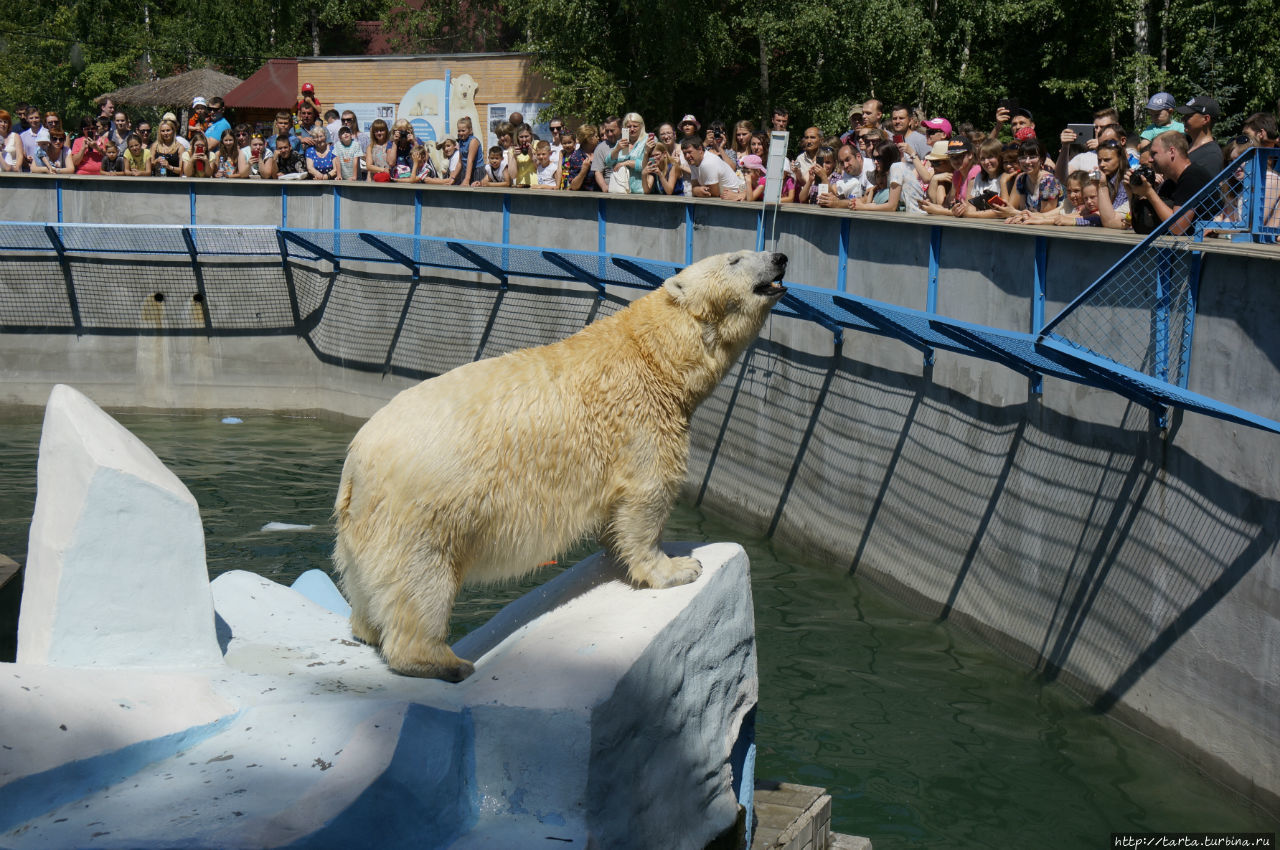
[302,82,315,94]
[1176,96,1220,117]
[1146,92,1176,111]
[679,114,700,130]
[922,117,952,136]
[192,96,207,108]
[1011,107,1034,122]
[739,154,766,172]
[946,138,971,156]
[925,140,951,161]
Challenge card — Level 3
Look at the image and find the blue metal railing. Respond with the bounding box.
[1,151,1278,435]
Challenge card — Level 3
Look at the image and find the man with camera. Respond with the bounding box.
[1128,130,1214,235]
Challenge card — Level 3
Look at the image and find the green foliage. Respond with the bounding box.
[2,0,1271,144]
[0,0,380,119]
[516,0,1275,144]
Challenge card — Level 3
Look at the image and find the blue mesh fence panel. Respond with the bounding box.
[1256,148,1280,236]
[0,257,77,328]
[0,223,57,252]
[0,208,1276,433]
[1038,148,1264,387]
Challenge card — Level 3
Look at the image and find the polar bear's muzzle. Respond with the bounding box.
[753,252,788,298]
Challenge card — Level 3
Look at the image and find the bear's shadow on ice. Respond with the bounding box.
[452,543,698,663]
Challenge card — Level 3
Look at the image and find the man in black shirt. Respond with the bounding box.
[1177,95,1225,175]
[1129,130,1215,235]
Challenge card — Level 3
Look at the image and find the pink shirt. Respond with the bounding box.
[72,135,106,175]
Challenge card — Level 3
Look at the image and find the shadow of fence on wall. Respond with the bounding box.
[687,335,1277,716]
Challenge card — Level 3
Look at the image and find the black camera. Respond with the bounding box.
[1129,165,1156,186]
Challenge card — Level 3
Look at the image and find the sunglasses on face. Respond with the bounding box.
[1098,139,1124,149]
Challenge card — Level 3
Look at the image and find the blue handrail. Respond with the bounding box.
[0,217,1277,435]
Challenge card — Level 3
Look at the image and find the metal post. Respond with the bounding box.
[1154,248,1172,384]
[684,202,694,265]
[837,219,850,293]
[927,226,942,313]
[1030,235,1048,395]
[332,184,341,258]
[413,190,423,267]
[597,198,608,280]
[502,193,512,283]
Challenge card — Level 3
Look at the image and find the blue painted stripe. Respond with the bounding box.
[0,711,242,833]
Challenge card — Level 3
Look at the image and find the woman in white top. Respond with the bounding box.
[0,110,24,172]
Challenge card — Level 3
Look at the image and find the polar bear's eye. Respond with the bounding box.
[729,256,740,265]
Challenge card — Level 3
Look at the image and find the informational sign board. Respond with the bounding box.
[486,103,554,149]
[335,103,396,137]
[763,131,790,206]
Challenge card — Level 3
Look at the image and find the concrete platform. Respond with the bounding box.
[1,385,760,849]
[751,781,871,850]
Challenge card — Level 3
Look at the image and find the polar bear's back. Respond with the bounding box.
[337,345,616,581]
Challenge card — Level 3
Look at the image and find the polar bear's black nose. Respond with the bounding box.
[771,253,788,267]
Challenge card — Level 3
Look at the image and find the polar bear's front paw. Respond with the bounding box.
[643,555,703,589]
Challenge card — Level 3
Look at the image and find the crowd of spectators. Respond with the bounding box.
[2,87,1278,235]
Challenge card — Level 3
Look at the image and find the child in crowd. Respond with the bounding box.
[389,120,417,181]
[440,137,459,179]
[736,153,765,201]
[531,140,558,189]
[99,139,125,175]
[508,125,536,188]
[33,131,72,173]
[562,126,596,190]
[479,146,508,186]
[953,138,1012,219]
[1010,171,1100,226]
[246,134,269,179]
[334,124,363,180]
[409,141,452,184]
[183,132,211,178]
[123,134,151,176]
[212,130,245,178]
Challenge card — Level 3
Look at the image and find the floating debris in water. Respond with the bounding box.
[260,522,316,532]
[221,417,244,425]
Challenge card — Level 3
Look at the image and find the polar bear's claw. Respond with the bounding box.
[645,555,703,589]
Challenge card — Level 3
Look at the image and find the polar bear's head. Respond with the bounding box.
[663,250,787,352]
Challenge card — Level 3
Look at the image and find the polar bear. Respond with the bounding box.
[333,251,788,681]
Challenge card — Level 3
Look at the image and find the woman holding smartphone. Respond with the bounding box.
[389,119,417,181]
[604,112,649,194]
[641,142,684,195]
[182,131,212,178]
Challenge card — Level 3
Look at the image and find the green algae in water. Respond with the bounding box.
[0,414,1275,847]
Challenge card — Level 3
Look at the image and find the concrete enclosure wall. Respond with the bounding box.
[1,174,1277,812]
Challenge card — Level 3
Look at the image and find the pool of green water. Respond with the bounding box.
[0,413,1274,847]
